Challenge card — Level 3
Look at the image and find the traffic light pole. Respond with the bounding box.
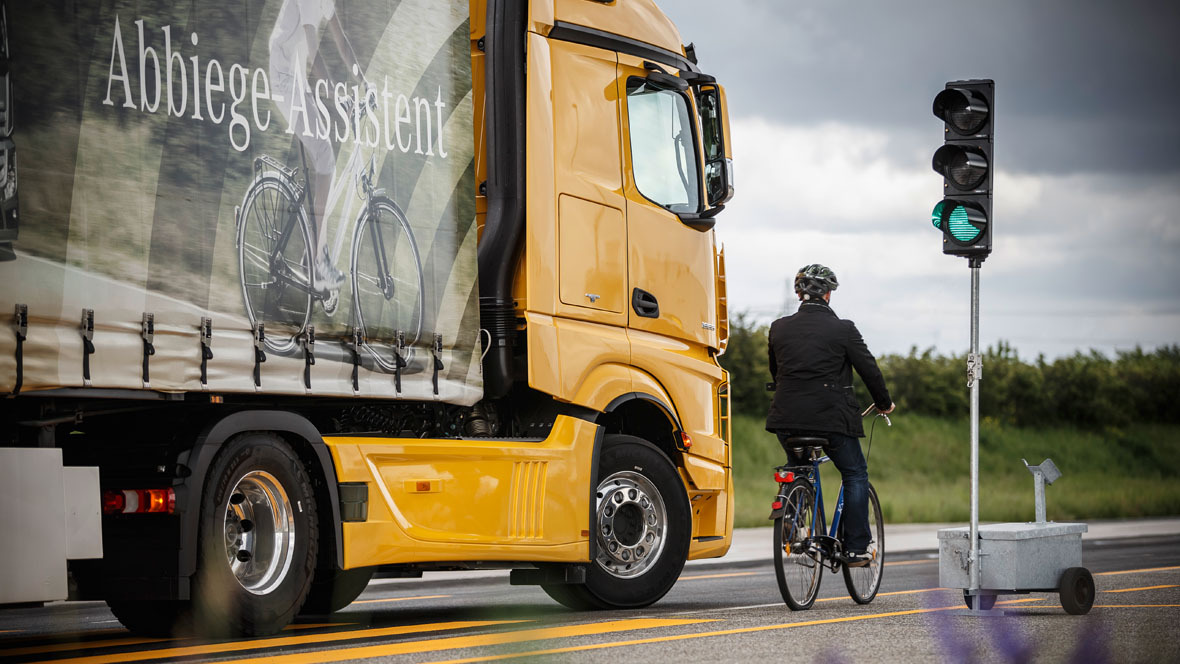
[967,258,983,595]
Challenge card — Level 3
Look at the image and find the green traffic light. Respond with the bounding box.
[946,204,981,243]
[932,201,985,243]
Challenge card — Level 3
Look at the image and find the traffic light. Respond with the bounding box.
[931,80,993,259]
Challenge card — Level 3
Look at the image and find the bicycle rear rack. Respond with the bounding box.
[254,154,298,181]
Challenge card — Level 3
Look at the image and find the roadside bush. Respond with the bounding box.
[719,311,1180,430]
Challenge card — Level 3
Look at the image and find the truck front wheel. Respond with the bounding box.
[542,435,690,610]
[192,433,318,635]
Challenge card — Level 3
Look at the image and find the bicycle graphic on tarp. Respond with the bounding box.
[233,91,423,368]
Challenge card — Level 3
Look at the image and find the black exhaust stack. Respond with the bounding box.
[479,0,527,399]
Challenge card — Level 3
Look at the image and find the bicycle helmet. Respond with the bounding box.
[794,263,839,300]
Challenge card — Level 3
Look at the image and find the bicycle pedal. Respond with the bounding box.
[321,290,339,316]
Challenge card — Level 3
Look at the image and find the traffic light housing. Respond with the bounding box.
[931,80,993,260]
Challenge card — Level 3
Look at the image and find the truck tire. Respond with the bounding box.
[106,600,190,637]
[191,433,318,636]
[542,434,690,610]
[301,566,375,614]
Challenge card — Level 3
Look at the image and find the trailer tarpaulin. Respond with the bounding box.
[0,0,481,404]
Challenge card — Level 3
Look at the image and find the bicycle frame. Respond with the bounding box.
[804,454,847,544]
[292,98,397,304]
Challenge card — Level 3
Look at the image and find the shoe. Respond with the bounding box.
[312,247,345,291]
[841,551,872,568]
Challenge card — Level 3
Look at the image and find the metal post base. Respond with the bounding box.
[951,608,1010,617]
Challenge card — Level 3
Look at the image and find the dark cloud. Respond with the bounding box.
[664,0,1180,175]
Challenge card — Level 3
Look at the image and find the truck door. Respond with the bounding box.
[616,55,718,349]
[552,41,627,328]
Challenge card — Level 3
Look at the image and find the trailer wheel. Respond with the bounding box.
[542,435,689,610]
[106,600,190,637]
[192,433,318,635]
[301,566,375,614]
[1059,567,1095,615]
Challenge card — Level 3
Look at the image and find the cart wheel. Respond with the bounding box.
[963,590,996,610]
[1059,567,1095,615]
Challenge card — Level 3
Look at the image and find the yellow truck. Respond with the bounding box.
[0,0,734,635]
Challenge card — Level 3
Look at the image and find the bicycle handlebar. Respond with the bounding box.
[861,403,892,427]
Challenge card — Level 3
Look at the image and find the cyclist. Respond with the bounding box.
[766,263,894,567]
[269,0,367,292]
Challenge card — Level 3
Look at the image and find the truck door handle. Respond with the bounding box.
[632,288,660,318]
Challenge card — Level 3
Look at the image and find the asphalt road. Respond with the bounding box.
[1,536,1177,663]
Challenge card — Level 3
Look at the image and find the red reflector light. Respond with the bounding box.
[102,488,176,514]
[101,490,125,514]
[771,501,783,510]
[774,471,795,483]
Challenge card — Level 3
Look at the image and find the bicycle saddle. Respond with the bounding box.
[783,436,828,447]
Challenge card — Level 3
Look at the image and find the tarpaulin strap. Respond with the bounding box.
[252,323,266,388]
[302,326,316,390]
[199,317,213,387]
[432,333,444,396]
[393,330,407,394]
[13,304,26,395]
[141,313,155,387]
[349,327,362,393]
[80,308,94,386]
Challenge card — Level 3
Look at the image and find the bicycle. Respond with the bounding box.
[234,91,423,366]
[770,406,890,610]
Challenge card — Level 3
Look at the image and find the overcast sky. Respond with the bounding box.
[662,0,1180,360]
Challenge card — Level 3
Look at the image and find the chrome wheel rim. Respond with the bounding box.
[223,470,296,595]
[595,471,667,579]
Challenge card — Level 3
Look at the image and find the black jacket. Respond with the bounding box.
[765,300,892,438]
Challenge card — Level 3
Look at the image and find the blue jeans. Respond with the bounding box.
[776,431,871,554]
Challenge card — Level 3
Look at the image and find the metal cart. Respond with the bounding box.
[938,459,1095,615]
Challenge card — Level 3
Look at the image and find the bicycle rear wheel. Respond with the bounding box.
[842,482,884,604]
[237,175,313,355]
[774,480,823,610]
[351,198,423,370]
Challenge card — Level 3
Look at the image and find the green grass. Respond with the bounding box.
[730,412,1180,528]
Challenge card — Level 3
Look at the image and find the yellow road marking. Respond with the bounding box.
[1095,566,1180,576]
[679,572,762,581]
[30,620,522,664]
[211,619,711,664]
[1104,584,1179,593]
[883,559,938,567]
[1092,604,1180,608]
[1,621,352,658]
[351,594,452,605]
[425,602,1054,664]
[816,587,947,603]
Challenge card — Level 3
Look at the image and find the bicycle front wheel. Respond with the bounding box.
[351,198,423,370]
[774,480,823,610]
[237,175,313,355]
[842,482,884,604]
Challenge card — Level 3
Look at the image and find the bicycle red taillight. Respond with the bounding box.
[774,470,794,483]
[771,500,783,510]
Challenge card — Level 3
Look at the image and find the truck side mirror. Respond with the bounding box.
[695,84,734,208]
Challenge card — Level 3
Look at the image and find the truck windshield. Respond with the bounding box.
[626,82,700,214]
